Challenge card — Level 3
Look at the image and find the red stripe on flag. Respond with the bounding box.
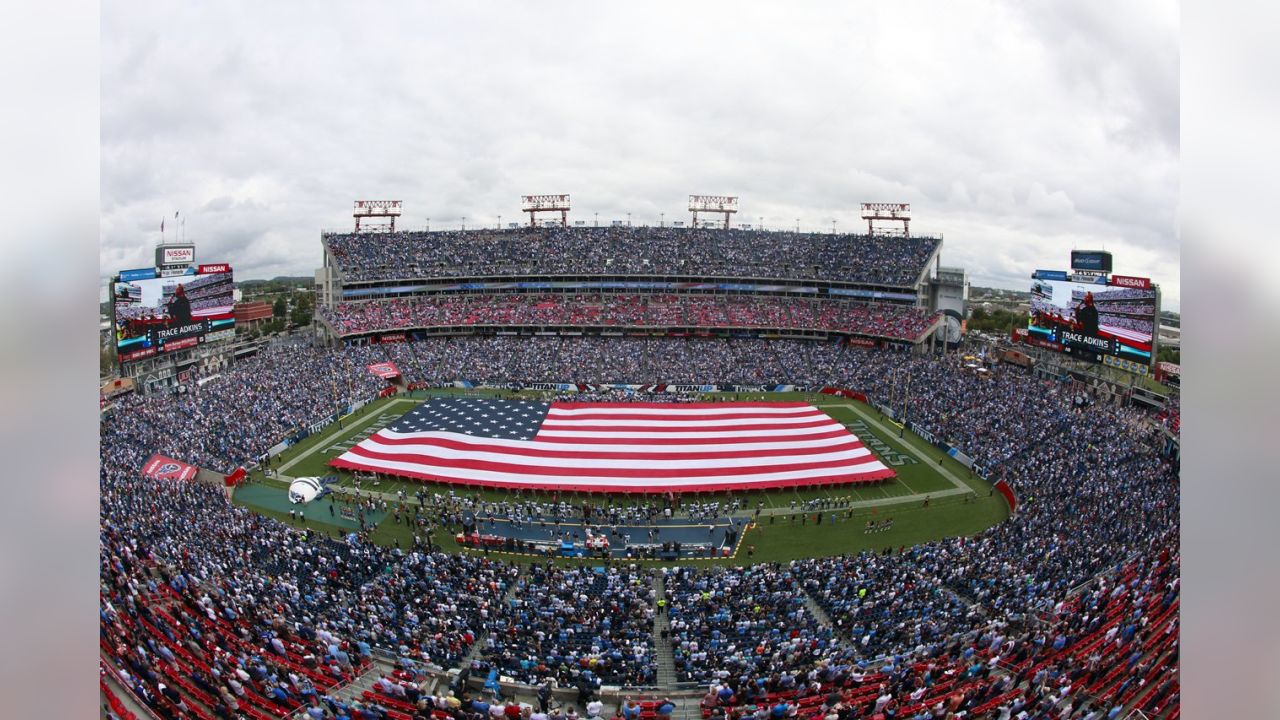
[530,428,855,445]
[329,456,895,494]
[361,432,868,461]
[536,418,839,434]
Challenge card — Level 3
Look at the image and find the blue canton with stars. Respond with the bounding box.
[389,398,552,441]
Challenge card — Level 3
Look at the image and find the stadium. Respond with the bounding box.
[99,197,1181,720]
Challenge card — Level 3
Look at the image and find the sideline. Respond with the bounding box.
[816,400,974,494]
[277,398,418,477]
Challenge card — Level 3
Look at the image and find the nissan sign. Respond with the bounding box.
[1109,275,1151,290]
[160,246,195,265]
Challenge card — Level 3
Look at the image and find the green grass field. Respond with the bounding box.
[233,389,1009,565]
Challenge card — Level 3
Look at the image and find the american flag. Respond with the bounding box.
[330,399,895,493]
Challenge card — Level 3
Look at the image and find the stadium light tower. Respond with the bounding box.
[522,194,571,227]
[861,202,911,236]
[353,200,402,232]
[689,195,738,229]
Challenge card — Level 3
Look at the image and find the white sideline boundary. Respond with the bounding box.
[277,398,418,477]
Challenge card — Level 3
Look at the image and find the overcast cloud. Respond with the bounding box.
[101,0,1179,309]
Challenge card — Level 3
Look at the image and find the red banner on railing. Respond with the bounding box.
[994,478,1018,513]
[141,453,198,481]
[366,362,401,379]
[818,387,868,403]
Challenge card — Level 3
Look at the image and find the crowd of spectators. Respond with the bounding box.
[319,295,937,342]
[100,334,1178,718]
[1073,288,1155,302]
[1088,302,1156,316]
[1156,396,1180,436]
[101,336,1176,478]
[102,344,386,473]
[666,565,837,684]
[323,227,940,286]
[481,564,657,687]
[1094,314,1155,335]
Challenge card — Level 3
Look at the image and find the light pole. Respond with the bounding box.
[627,212,631,227]
[426,217,430,231]
[594,212,598,227]
[832,220,837,235]
[795,218,800,233]
[461,216,466,231]
[660,212,665,227]
[759,216,763,231]
[901,370,911,437]
[497,214,502,229]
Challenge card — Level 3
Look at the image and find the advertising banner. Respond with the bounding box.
[119,267,157,282]
[161,246,195,264]
[818,387,867,402]
[1108,274,1151,290]
[366,362,402,379]
[141,453,199,481]
[1070,250,1112,272]
[947,447,975,468]
[994,478,1019,513]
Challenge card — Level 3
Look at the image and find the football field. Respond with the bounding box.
[233,389,1010,564]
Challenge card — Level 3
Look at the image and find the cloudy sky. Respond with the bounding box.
[101,1,1179,309]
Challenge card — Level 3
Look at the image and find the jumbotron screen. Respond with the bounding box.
[113,264,235,363]
[1027,272,1157,364]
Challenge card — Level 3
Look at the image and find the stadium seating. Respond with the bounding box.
[322,227,940,286]
[100,336,1178,719]
[318,294,939,341]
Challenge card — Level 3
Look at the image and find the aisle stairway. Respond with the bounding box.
[651,574,677,687]
[800,589,836,631]
[457,569,525,672]
[333,660,397,708]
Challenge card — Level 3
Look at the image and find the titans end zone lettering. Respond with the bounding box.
[846,419,916,466]
[327,413,403,454]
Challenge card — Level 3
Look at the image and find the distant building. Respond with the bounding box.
[235,301,274,330]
